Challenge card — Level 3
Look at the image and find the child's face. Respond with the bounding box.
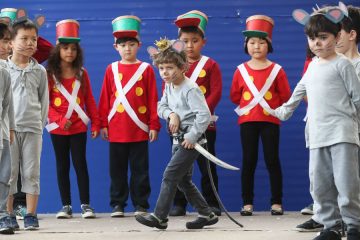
[307,32,338,59]
[158,62,185,85]
[0,33,11,60]
[114,40,140,63]
[247,37,268,60]
[179,32,206,61]
[60,43,77,64]
[11,28,38,58]
[336,29,355,55]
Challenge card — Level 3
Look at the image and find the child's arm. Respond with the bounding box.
[157,86,172,120]
[98,66,112,140]
[341,63,360,112]
[183,87,211,144]
[206,62,222,113]
[275,69,292,104]
[230,69,243,104]
[275,78,306,121]
[39,69,49,128]
[82,70,100,138]
[1,70,14,143]
[145,67,161,141]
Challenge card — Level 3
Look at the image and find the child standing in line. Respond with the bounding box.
[296,4,360,234]
[4,12,49,230]
[0,7,53,223]
[0,22,15,235]
[230,15,291,216]
[135,38,218,230]
[46,19,100,219]
[98,15,160,217]
[168,10,222,217]
[276,7,360,240]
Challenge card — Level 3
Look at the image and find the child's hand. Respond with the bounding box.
[169,113,180,134]
[63,120,72,130]
[91,131,98,139]
[10,130,14,145]
[100,128,108,140]
[181,139,195,149]
[149,130,158,142]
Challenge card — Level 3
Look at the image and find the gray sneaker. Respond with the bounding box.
[81,204,96,219]
[295,218,323,232]
[56,205,73,219]
[300,203,314,215]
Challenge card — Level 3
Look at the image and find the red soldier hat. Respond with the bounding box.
[175,10,208,36]
[242,15,274,42]
[56,19,80,43]
[112,15,141,39]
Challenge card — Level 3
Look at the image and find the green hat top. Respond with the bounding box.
[112,15,141,39]
[0,8,17,23]
[175,10,208,35]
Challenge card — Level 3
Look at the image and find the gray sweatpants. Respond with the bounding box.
[0,140,11,217]
[9,132,42,195]
[154,144,212,220]
[310,143,360,230]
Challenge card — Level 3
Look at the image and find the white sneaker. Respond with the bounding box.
[81,204,96,219]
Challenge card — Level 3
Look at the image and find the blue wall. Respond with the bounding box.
[2,0,358,213]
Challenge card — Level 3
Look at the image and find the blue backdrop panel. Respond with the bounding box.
[1,0,358,213]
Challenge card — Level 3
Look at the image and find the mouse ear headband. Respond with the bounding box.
[13,8,45,28]
[292,2,347,25]
[147,37,185,57]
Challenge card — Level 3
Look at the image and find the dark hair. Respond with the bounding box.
[305,14,341,38]
[152,47,188,70]
[341,6,360,44]
[0,22,11,40]
[244,37,273,54]
[11,19,38,39]
[178,26,204,39]
[47,42,85,90]
[115,37,139,45]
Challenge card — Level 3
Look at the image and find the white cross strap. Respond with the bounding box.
[46,77,90,132]
[234,63,281,117]
[189,55,209,83]
[108,62,149,133]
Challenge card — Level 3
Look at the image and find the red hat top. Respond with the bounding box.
[56,19,80,43]
[242,15,274,42]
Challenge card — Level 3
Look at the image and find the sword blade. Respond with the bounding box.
[194,143,239,171]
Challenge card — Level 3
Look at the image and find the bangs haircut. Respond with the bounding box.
[244,37,273,54]
[11,19,38,39]
[178,26,204,39]
[305,14,341,38]
[0,22,11,40]
[115,37,139,45]
[152,48,188,70]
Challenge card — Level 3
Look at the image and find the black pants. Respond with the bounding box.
[13,173,26,207]
[50,132,90,206]
[172,130,219,208]
[109,141,150,209]
[240,122,283,205]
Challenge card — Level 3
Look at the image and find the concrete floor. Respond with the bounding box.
[4,212,327,240]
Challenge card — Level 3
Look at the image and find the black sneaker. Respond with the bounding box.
[111,205,124,218]
[135,213,168,230]
[210,206,221,216]
[9,214,19,231]
[24,213,39,231]
[0,216,14,235]
[347,228,360,240]
[56,205,73,219]
[313,229,341,240]
[186,212,218,229]
[169,205,186,216]
[134,206,147,216]
[295,218,324,232]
